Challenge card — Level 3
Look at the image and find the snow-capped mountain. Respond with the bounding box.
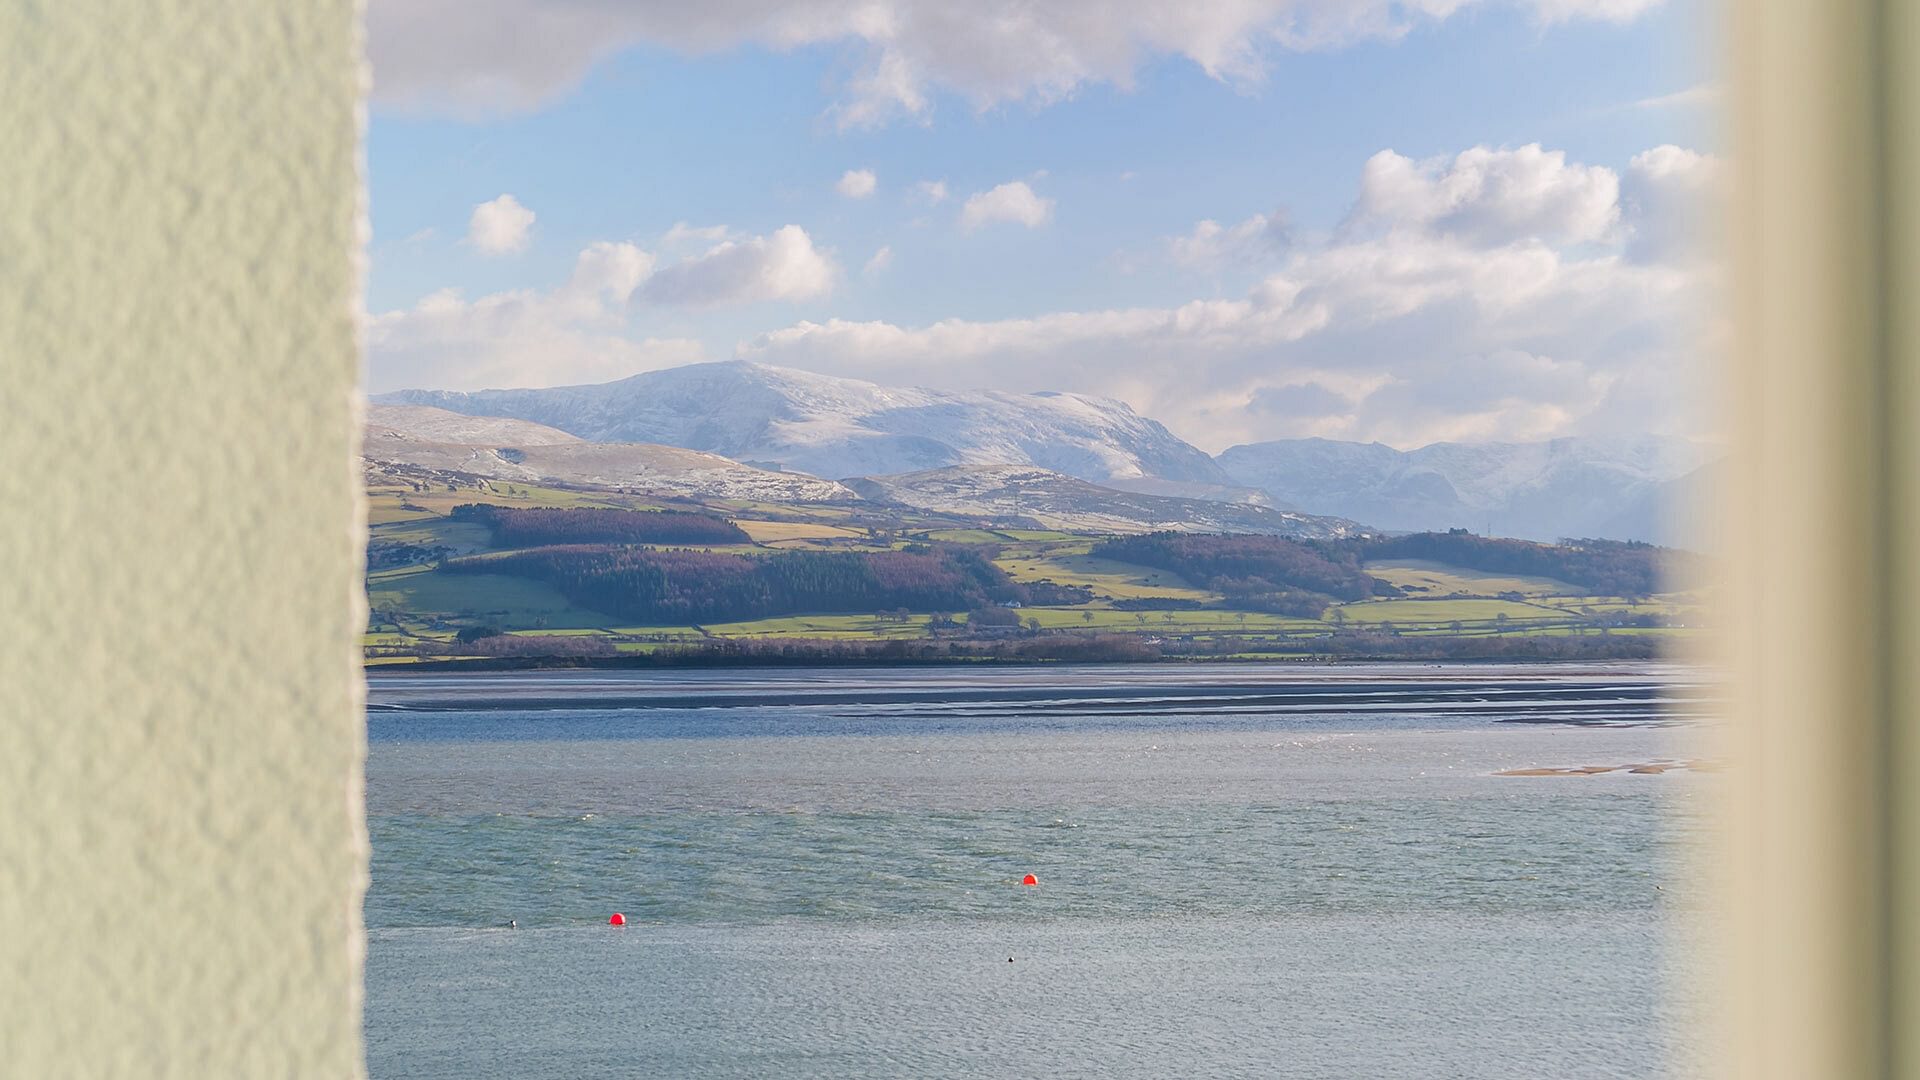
[377,361,1230,488]
[363,404,585,447]
[373,363,1709,543]
[846,466,1357,538]
[365,404,857,503]
[1215,435,1714,544]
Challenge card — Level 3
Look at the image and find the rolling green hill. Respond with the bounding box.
[364,480,1699,667]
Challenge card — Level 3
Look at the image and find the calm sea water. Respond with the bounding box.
[365,663,1714,1079]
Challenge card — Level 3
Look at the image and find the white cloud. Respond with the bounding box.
[864,245,894,275]
[1627,143,1718,184]
[1248,381,1357,419]
[959,181,1053,230]
[1634,82,1721,109]
[467,193,535,255]
[836,169,878,199]
[640,225,837,307]
[742,233,1696,448]
[740,143,1712,450]
[1528,0,1664,22]
[370,225,840,389]
[1350,144,1620,246]
[369,1,1667,123]
[914,179,949,204]
[367,242,697,392]
[661,222,732,247]
[1622,144,1722,263]
[380,140,1714,450]
[568,241,655,307]
[1169,212,1290,267]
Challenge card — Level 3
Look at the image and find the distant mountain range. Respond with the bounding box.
[374,362,1710,544]
[846,466,1356,539]
[365,404,857,504]
[1216,436,1712,544]
[380,361,1226,488]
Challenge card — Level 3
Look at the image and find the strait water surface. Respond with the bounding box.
[365,663,1713,1079]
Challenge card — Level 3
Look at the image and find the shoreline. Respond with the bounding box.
[367,644,1669,675]
[363,660,1698,722]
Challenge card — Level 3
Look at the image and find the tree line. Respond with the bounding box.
[1090,530,1686,610]
[1090,532,1384,617]
[384,626,1660,669]
[1346,531,1678,598]
[443,543,1034,624]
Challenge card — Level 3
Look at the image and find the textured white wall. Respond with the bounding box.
[0,2,367,1075]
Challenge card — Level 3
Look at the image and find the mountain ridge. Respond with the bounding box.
[846,465,1357,538]
[375,362,1711,544]
[377,361,1231,488]
[364,403,858,503]
[1216,434,1711,544]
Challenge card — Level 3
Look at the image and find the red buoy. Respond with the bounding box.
[1021,874,1038,886]
[609,912,626,926]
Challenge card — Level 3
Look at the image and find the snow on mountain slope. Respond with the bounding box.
[377,361,1230,487]
[1215,435,1714,544]
[365,404,856,503]
[365,404,583,446]
[846,465,1358,538]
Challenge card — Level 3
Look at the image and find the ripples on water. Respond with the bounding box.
[365,663,1713,1079]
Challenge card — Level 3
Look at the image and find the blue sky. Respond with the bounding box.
[364,0,1717,451]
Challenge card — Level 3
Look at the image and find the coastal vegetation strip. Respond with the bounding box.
[363,488,1699,665]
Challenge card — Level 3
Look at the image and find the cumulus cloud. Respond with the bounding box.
[371,226,840,389]
[1349,144,1620,246]
[959,181,1053,230]
[836,169,878,198]
[1169,211,1291,267]
[660,222,731,247]
[1621,144,1721,263]
[864,245,894,275]
[914,179,949,204]
[640,225,837,307]
[369,1,1665,123]
[467,193,535,255]
[367,241,697,392]
[380,140,1714,449]
[567,241,655,306]
[739,142,1712,450]
[1249,381,1355,418]
[739,231,1691,448]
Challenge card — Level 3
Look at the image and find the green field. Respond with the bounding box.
[1332,597,1565,626]
[366,482,645,525]
[362,483,1694,661]
[992,529,1080,542]
[1014,607,1322,633]
[368,518,494,558]
[701,613,938,639]
[994,550,1213,600]
[735,520,869,543]
[604,626,708,640]
[366,565,617,629]
[1363,559,1581,598]
[920,528,1017,543]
